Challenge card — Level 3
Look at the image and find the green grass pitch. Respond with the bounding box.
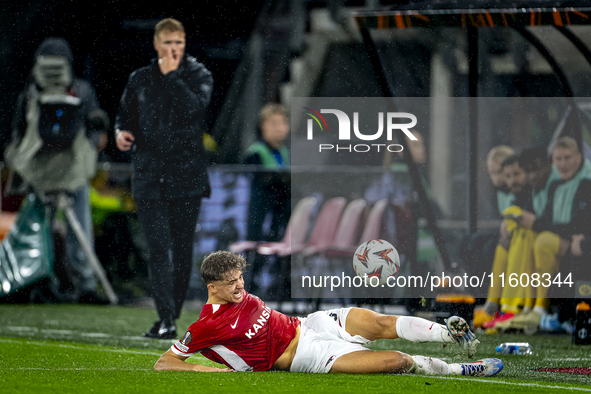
[0,304,590,393]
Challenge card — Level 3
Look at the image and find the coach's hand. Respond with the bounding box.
[116,130,135,151]
[158,47,181,75]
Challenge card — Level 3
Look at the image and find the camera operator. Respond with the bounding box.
[6,37,109,304]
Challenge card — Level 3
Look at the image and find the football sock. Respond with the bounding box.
[396,316,454,344]
[410,356,454,375]
[410,356,471,376]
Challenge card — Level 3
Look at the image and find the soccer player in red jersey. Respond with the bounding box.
[154,252,503,376]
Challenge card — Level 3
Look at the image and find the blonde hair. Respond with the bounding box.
[259,103,288,125]
[554,136,579,153]
[487,145,514,164]
[154,18,185,39]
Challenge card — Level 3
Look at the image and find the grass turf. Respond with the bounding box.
[0,304,590,393]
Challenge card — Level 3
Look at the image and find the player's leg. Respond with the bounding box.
[474,244,507,328]
[506,231,564,329]
[484,244,509,308]
[330,349,503,377]
[342,308,478,355]
[533,231,564,309]
[329,350,412,374]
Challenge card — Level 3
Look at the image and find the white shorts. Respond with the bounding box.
[289,308,370,374]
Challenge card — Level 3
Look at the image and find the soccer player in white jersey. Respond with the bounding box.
[154,251,503,376]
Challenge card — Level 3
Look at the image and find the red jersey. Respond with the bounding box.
[171,290,300,371]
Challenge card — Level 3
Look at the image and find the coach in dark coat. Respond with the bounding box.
[115,18,213,339]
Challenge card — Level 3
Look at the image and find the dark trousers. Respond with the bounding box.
[136,196,202,321]
[247,177,290,242]
[246,180,289,296]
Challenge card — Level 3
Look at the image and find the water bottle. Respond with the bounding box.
[574,302,591,345]
[495,342,533,355]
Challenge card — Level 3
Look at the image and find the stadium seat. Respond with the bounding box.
[304,198,367,258]
[316,197,389,260]
[255,196,318,257]
[258,197,346,257]
[359,198,389,242]
[229,196,317,254]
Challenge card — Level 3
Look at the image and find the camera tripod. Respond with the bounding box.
[43,192,118,305]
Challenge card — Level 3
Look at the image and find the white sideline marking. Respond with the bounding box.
[2,367,149,371]
[0,338,163,356]
[545,358,591,362]
[1,326,176,343]
[423,376,591,392]
[0,337,210,364]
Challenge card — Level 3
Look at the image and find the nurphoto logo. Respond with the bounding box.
[303,107,417,153]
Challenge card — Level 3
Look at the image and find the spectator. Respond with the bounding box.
[518,146,561,217]
[486,145,515,216]
[6,37,109,304]
[115,18,214,339]
[476,155,536,329]
[500,136,591,330]
[475,150,559,329]
[461,146,515,285]
[242,103,290,296]
[541,233,591,333]
[243,103,290,242]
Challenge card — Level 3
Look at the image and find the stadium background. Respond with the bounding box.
[2,0,591,302]
[1,1,591,391]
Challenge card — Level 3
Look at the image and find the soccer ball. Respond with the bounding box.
[352,239,400,285]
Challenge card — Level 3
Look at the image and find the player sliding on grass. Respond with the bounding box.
[155,251,503,376]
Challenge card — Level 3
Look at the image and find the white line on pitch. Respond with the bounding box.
[0,337,162,356]
[422,376,591,392]
[544,358,591,361]
[0,337,211,364]
[1,367,151,371]
[1,326,175,342]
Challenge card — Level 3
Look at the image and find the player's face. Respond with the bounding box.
[211,270,244,304]
[552,147,581,181]
[154,30,185,62]
[502,162,527,194]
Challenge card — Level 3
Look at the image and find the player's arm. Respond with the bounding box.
[154,349,232,372]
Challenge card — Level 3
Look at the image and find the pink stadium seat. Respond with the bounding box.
[229,196,317,254]
[303,198,367,257]
[258,197,346,257]
[255,196,317,256]
[358,198,388,242]
[323,198,387,258]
